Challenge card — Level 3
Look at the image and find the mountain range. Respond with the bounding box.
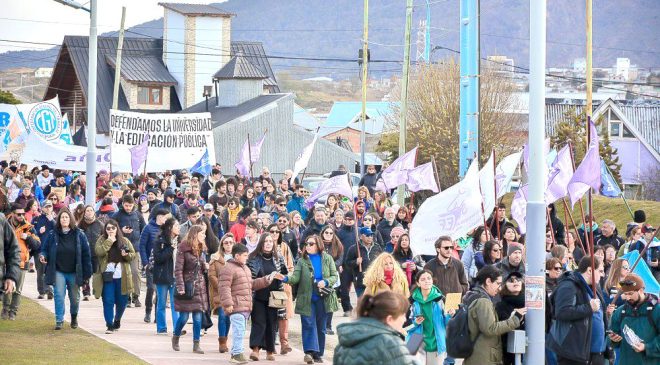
[1,0,658,77]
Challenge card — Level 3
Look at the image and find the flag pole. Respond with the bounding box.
[492,149,501,241]
[246,133,254,182]
[604,161,634,220]
[587,116,596,295]
[430,155,441,192]
[546,210,557,248]
[347,172,362,272]
[561,197,587,255]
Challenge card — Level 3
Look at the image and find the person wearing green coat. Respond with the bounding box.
[609,273,660,365]
[278,234,339,364]
[91,219,135,334]
[334,291,421,365]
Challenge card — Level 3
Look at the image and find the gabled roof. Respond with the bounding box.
[181,94,290,128]
[158,3,234,17]
[319,101,396,137]
[230,42,279,91]
[213,53,267,80]
[105,54,177,85]
[293,104,321,131]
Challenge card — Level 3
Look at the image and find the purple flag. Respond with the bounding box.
[129,134,150,176]
[235,133,266,176]
[406,162,440,193]
[305,174,353,209]
[544,145,573,204]
[567,122,601,207]
[510,184,528,234]
[375,147,418,191]
[250,133,266,163]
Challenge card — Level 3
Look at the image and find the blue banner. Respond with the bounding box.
[600,160,621,197]
[191,149,212,176]
[621,250,660,296]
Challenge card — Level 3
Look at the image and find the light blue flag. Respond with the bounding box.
[191,149,212,176]
[622,250,660,296]
[600,160,621,198]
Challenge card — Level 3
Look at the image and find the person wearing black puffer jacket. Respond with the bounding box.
[336,212,358,316]
[301,207,328,246]
[139,209,169,323]
[152,217,180,335]
[495,272,526,365]
[112,195,145,307]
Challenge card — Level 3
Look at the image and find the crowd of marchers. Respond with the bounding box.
[0,161,658,365]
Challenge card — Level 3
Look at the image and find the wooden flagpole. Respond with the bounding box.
[246,133,254,182]
[562,197,587,255]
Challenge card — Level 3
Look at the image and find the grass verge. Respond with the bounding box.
[0,297,148,365]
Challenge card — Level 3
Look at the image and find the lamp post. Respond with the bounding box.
[53,0,97,205]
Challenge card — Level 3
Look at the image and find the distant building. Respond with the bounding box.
[34,67,53,78]
[319,101,396,153]
[615,58,631,81]
[487,55,515,75]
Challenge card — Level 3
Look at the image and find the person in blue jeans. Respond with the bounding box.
[151,217,180,334]
[40,209,92,330]
[92,219,135,333]
[277,234,339,364]
[208,233,236,353]
[172,225,209,354]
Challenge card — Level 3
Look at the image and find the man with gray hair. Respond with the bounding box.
[376,206,401,249]
[595,219,625,250]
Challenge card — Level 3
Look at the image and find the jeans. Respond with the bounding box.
[101,278,128,327]
[230,313,247,356]
[301,299,328,357]
[174,311,202,341]
[2,268,26,314]
[35,258,51,295]
[155,284,179,333]
[217,307,231,337]
[53,271,80,323]
[355,286,365,298]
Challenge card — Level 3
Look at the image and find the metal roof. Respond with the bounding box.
[230,42,279,91]
[619,104,660,155]
[181,94,290,128]
[213,53,267,80]
[158,3,234,17]
[105,54,177,85]
[319,101,396,137]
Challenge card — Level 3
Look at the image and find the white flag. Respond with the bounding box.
[510,184,528,234]
[410,160,483,256]
[291,133,318,182]
[406,162,440,193]
[479,151,496,216]
[495,151,522,198]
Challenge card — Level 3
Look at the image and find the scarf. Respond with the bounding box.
[228,205,241,222]
[384,269,394,286]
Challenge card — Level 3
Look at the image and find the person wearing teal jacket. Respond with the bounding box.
[609,273,660,365]
[407,270,451,365]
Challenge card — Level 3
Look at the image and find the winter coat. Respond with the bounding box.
[300,220,326,246]
[548,270,605,362]
[463,286,521,365]
[595,229,625,250]
[408,286,450,354]
[286,195,308,221]
[112,207,146,247]
[423,257,469,295]
[247,252,288,302]
[376,219,402,245]
[92,237,135,298]
[8,219,40,269]
[578,223,601,250]
[285,252,339,317]
[40,228,92,286]
[334,317,420,365]
[217,259,270,314]
[337,224,358,265]
[152,235,176,286]
[461,242,484,281]
[139,220,161,266]
[149,200,179,221]
[80,219,103,272]
[547,204,566,246]
[345,242,383,289]
[207,253,226,314]
[279,242,295,319]
[358,172,379,197]
[610,293,660,365]
[495,292,526,365]
[496,257,525,279]
[173,240,208,313]
[0,217,20,287]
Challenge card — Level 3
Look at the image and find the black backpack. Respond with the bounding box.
[445,302,480,358]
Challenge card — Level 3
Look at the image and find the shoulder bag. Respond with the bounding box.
[175,257,200,300]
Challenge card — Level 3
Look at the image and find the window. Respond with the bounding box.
[137,86,162,105]
[622,125,634,138]
[609,121,621,137]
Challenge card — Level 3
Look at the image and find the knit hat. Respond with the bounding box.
[390,226,406,238]
[619,273,645,292]
[508,243,523,256]
[634,210,646,224]
[626,223,639,238]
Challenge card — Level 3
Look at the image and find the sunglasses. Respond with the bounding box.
[106,226,117,231]
[278,203,286,207]
[306,241,316,246]
[622,266,630,270]
[492,248,501,252]
[269,230,280,234]
[440,246,453,250]
[14,212,25,216]
[619,279,637,286]
[323,231,334,235]
[552,266,562,271]
[507,277,521,283]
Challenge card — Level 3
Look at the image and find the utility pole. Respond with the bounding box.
[359,0,369,176]
[397,0,413,206]
[525,0,547,363]
[86,0,98,205]
[458,0,480,178]
[112,7,127,110]
[585,0,593,217]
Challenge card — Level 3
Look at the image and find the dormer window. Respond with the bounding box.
[607,108,634,139]
[138,86,163,105]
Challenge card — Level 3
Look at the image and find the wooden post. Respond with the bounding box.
[348,172,362,272]
[561,198,588,262]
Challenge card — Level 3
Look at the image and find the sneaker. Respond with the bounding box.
[343,311,351,317]
[112,320,121,330]
[133,298,142,308]
[144,313,151,323]
[156,331,169,336]
[55,322,63,330]
[82,296,90,301]
[47,292,53,300]
[8,312,16,321]
[230,353,249,364]
[313,358,324,364]
[1,310,8,320]
[126,301,133,308]
[304,354,314,364]
[37,294,45,299]
[326,328,334,335]
[105,326,114,334]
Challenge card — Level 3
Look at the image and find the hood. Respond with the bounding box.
[308,220,326,234]
[336,318,402,347]
[412,286,443,304]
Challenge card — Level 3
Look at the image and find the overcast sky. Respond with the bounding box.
[0,0,225,54]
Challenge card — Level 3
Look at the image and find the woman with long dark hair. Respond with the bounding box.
[474,240,503,271]
[172,224,209,354]
[78,204,104,301]
[93,219,135,333]
[267,223,295,355]
[392,233,425,287]
[199,216,220,261]
[247,233,288,361]
[461,226,491,283]
[152,217,180,335]
[39,209,92,330]
[320,225,344,335]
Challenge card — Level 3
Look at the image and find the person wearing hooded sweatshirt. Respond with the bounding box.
[150,190,179,222]
[407,270,451,365]
[336,211,358,316]
[495,271,526,365]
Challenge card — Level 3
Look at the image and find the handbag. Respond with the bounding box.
[268,290,288,309]
[202,310,214,330]
[102,271,114,283]
[175,259,200,300]
[310,260,334,297]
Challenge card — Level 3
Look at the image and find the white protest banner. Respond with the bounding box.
[479,151,496,216]
[109,110,216,173]
[410,160,484,256]
[20,133,110,171]
[0,96,72,145]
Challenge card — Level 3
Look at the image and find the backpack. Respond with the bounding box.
[445,302,480,358]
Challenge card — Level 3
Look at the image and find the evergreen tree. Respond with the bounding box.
[0,89,20,104]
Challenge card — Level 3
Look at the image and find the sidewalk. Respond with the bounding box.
[20,271,353,365]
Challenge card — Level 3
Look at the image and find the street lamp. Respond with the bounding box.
[53,0,97,205]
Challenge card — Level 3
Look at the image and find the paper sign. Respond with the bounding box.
[444,292,462,312]
[525,276,545,310]
[111,189,123,200]
[68,201,83,211]
[51,187,66,202]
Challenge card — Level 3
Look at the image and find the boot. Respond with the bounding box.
[249,347,259,361]
[133,295,142,308]
[144,310,151,323]
[266,352,276,361]
[70,314,78,329]
[1,309,8,320]
[193,340,204,354]
[218,337,229,353]
[171,335,180,351]
[112,319,121,330]
[279,319,292,354]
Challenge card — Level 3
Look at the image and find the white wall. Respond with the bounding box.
[194,17,225,107]
[164,9,185,107]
